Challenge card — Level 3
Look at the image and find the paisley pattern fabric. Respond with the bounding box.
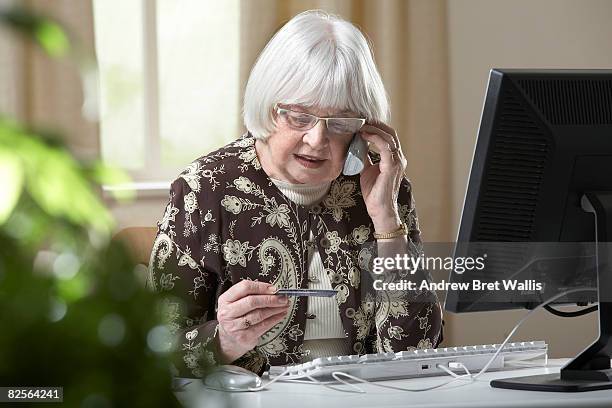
[148,133,443,377]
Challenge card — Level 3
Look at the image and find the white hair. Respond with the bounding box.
[243,10,390,140]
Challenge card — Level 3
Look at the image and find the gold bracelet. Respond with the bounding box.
[373,222,408,240]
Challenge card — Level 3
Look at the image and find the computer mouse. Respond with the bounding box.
[202,364,262,392]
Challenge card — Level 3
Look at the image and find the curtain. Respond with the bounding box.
[240,0,452,241]
[0,0,99,161]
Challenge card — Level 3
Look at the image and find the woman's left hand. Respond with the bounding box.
[358,122,407,233]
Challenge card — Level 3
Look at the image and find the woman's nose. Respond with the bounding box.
[302,121,329,148]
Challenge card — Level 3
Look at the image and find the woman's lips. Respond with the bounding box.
[294,154,326,169]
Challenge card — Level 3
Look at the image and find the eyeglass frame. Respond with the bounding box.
[273,103,366,135]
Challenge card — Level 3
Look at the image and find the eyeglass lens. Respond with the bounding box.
[280,110,363,134]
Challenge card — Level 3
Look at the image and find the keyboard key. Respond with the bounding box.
[358,352,395,363]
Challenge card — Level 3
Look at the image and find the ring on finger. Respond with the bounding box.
[243,318,252,329]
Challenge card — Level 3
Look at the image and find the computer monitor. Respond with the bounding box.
[445,69,612,392]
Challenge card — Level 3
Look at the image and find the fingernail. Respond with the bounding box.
[279,295,288,304]
[269,285,278,293]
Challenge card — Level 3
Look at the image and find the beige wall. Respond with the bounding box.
[445,0,612,356]
[448,0,612,230]
[109,196,167,229]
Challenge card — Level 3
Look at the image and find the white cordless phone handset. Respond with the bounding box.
[342,134,368,176]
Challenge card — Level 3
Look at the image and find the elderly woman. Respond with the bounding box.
[148,10,442,377]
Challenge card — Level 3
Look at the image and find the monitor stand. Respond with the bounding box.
[491,191,612,392]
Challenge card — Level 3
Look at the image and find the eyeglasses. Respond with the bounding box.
[274,104,366,135]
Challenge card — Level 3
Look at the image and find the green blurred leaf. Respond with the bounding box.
[0,120,114,234]
[56,272,91,303]
[0,7,70,58]
[89,162,136,202]
[0,148,23,224]
[25,147,114,232]
[35,20,69,57]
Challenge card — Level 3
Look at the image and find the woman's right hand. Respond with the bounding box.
[216,280,291,363]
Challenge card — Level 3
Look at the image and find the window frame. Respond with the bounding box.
[100,0,170,196]
[98,0,242,197]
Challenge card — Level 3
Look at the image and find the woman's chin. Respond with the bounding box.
[289,167,340,184]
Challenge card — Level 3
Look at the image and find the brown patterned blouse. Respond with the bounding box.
[147,134,443,377]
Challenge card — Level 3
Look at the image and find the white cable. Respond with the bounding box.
[284,378,336,385]
[247,367,294,391]
[436,364,463,378]
[309,374,366,393]
[452,362,472,377]
[473,287,596,379]
[286,362,475,394]
[436,362,472,379]
[249,368,360,392]
[330,371,473,392]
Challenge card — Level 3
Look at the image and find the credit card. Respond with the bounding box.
[275,289,337,297]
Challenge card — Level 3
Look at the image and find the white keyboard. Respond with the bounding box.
[268,341,547,382]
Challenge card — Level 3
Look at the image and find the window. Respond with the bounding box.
[93,0,241,190]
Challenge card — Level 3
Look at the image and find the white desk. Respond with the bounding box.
[175,359,612,408]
